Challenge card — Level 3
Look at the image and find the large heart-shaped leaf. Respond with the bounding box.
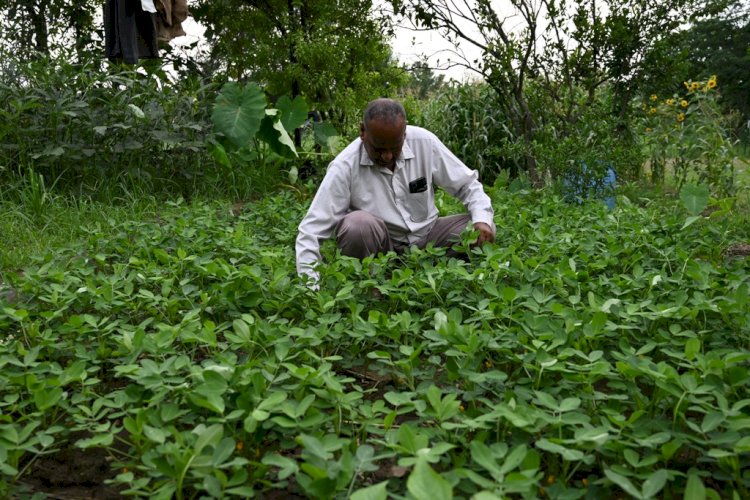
[679,183,709,216]
[276,95,308,132]
[212,81,266,149]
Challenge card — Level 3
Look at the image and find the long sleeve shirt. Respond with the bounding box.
[295,125,495,279]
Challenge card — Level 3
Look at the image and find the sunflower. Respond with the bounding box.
[677,112,685,122]
[649,107,657,114]
[645,127,653,133]
[680,100,688,108]
[650,94,658,101]
[707,76,717,89]
[666,98,675,105]
[691,81,701,91]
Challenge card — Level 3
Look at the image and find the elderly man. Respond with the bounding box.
[295,98,495,283]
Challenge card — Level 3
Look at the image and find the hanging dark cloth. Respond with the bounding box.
[104,0,160,64]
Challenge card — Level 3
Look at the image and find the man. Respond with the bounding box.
[295,98,495,283]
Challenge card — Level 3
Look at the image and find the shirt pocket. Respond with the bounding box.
[407,190,431,222]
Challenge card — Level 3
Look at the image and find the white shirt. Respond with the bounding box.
[295,125,495,278]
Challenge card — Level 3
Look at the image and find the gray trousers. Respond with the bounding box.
[335,210,472,259]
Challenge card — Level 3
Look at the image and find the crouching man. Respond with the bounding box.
[295,98,495,285]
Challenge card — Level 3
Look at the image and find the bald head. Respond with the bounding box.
[363,98,407,127]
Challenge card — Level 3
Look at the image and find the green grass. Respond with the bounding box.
[0,192,164,273]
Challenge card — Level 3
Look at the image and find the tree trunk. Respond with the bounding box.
[26,0,49,56]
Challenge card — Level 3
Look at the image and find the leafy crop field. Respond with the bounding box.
[1,187,749,499]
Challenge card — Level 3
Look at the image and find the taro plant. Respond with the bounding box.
[210,82,340,185]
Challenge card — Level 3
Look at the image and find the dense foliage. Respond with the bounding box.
[192,0,407,134]
[0,57,215,189]
[1,186,749,498]
[394,0,732,184]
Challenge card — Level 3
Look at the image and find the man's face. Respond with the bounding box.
[360,117,406,170]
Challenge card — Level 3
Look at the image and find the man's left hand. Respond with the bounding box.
[473,222,495,246]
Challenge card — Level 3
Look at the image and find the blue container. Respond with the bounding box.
[562,162,616,209]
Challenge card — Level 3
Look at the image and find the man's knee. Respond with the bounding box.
[337,211,383,238]
[336,211,391,258]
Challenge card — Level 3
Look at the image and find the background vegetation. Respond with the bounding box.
[0,0,749,498]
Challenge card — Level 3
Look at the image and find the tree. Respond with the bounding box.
[0,0,98,60]
[394,0,722,185]
[669,4,750,123]
[399,59,448,100]
[191,0,408,136]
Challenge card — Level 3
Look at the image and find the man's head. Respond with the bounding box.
[360,98,407,170]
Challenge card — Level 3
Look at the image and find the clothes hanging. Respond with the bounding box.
[154,0,190,42]
[104,0,159,64]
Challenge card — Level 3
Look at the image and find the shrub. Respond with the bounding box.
[0,54,216,188]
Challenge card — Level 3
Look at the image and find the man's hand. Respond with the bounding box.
[473,222,495,246]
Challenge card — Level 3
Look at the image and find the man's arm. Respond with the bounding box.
[295,163,352,282]
[429,138,496,240]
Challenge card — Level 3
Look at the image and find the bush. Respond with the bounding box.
[417,83,520,184]
[0,54,216,189]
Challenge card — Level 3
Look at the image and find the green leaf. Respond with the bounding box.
[34,387,63,411]
[679,183,709,216]
[257,111,297,157]
[470,440,503,478]
[406,458,453,500]
[641,469,667,498]
[193,424,223,455]
[498,444,527,475]
[681,215,702,230]
[209,141,231,168]
[535,439,585,461]
[605,470,643,499]
[398,424,421,454]
[212,81,266,149]
[313,121,340,152]
[276,95,308,131]
[75,433,114,449]
[351,480,389,500]
[734,436,750,452]
[128,104,145,119]
[262,453,299,479]
[558,397,581,412]
[684,471,706,500]
[298,434,333,460]
[143,425,169,444]
[685,338,701,360]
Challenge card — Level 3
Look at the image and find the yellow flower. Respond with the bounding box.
[650,94,658,101]
[680,100,688,108]
[645,127,652,133]
[691,81,701,91]
[677,112,685,122]
[649,107,656,114]
[684,81,691,91]
[707,77,717,89]
[547,475,556,485]
[666,99,675,105]
[236,441,244,451]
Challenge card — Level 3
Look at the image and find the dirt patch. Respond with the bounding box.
[724,243,750,258]
[15,436,124,499]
